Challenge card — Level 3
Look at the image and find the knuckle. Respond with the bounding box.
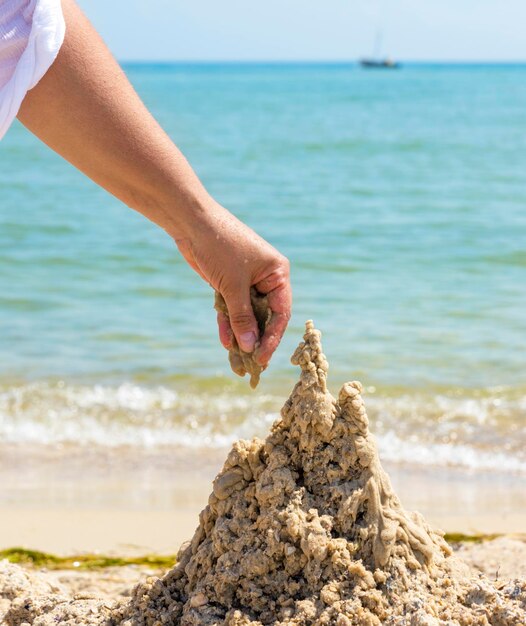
[266,261,290,287]
[229,310,255,328]
[280,255,291,273]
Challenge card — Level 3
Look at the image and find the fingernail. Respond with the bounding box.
[239,331,257,353]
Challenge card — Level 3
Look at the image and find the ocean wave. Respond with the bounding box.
[0,381,525,473]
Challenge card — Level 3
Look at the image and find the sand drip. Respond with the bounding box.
[214,288,271,389]
[3,322,526,625]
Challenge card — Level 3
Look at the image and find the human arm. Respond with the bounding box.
[16,0,291,366]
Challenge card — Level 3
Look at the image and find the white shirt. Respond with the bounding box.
[0,0,65,140]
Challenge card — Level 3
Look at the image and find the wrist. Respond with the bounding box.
[135,179,220,243]
[162,195,217,242]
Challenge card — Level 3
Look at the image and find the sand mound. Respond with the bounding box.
[114,322,526,625]
[3,322,526,625]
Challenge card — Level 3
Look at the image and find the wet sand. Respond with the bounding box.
[1,443,524,555]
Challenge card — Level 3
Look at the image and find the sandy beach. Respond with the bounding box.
[2,536,526,623]
[1,441,525,581]
[1,442,525,556]
[2,450,526,622]
[1,324,525,624]
[2,467,526,621]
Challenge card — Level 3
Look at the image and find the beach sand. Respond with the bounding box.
[1,437,526,622]
[1,323,525,625]
[1,536,526,624]
[1,449,524,556]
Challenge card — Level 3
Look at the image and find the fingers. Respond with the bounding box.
[255,286,291,366]
[255,264,292,367]
[223,286,259,353]
[217,311,233,350]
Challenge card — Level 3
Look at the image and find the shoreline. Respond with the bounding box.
[1,470,524,556]
[2,507,526,558]
[1,443,524,555]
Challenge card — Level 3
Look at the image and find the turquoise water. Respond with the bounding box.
[1,63,526,471]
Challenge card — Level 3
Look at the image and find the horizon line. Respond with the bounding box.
[119,58,526,65]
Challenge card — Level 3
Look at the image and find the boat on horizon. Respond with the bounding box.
[359,58,401,69]
[360,29,400,69]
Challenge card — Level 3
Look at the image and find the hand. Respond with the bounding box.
[174,203,291,368]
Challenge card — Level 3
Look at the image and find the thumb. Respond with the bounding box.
[223,286,259,353]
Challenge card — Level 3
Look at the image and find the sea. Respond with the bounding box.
[1,63,526,475]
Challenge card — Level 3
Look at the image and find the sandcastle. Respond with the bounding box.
[114,322,526,625]
[3,322,526,625]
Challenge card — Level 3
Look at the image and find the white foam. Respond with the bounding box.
[376,431,526,474]
[0,381,525,473]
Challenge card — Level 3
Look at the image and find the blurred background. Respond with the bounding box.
[1,1,525,551]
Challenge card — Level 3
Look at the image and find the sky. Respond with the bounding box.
[78,1,526,62]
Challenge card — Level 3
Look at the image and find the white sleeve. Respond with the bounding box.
[0,0,65,140]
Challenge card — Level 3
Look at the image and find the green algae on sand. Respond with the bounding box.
[0,533,501,570]
[0,548,177,571]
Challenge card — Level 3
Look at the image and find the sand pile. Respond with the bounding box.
[3,321,526,625]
